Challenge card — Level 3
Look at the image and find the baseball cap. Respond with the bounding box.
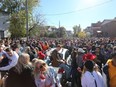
[78,48,85,53]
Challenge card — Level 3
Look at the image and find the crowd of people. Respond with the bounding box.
[0,37,115,87]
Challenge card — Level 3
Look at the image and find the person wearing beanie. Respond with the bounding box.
[81,60,105,87]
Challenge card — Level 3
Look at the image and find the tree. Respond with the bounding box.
[58,27,67,38]
[0,0,40,38]
[29,25,46,37]
[9,10,26,38]
[0,0,39,14]
[28,13,46,37]
[48,32,57,38]
[0,0,24,14]
[78,31,87,38]
[73,25,81,37]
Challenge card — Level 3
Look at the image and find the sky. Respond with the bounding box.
[34,0,116,31]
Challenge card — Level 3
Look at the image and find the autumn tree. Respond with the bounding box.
[78,31,87,38]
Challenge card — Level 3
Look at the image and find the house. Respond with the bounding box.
[91,21,102,37]
[0,13,10,39]
[85,17,116,38]
[84,26,93,35]
[85,21,102,37]
[101,18,116,37]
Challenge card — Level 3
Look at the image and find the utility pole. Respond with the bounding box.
[59,21,60,28]
[25,0,29,41]
[59,21,62,37]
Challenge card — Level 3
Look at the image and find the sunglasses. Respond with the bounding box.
[39,63,46,69]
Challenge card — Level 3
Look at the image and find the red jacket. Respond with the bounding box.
[38,51,45,60]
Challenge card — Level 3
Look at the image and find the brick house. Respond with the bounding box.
[101,19,116,37]
[90,21,102,37]
[85,18,116,38]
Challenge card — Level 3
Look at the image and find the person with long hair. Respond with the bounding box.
[5,53,36,87]
[70,48,82,87]
[24,46,36,61]
[33,59,61,87]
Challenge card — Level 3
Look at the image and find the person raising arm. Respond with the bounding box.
[0,48,19,71]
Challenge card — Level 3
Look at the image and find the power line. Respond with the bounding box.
[41,0,113,16]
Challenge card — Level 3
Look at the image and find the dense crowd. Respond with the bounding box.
[0,37,116,87]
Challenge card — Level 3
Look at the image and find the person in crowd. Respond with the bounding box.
[103,52,116,87]
[0,45,8,67]
[83,52,97,62]
[39,41,45,52]
[76,48,85,70]
[4,39,10,48]
[56,44,70,60]
[32,58,39,66]
[43,41,49,51]
[83,52,100,72]
[11,43,22,55]
[105,46,113,60]
[93,47,105,70]
[81,60,105,87]
[70,48,82,87]
[113,46,116,53]
[50,49,65,67]
[50,49,70,80]
[0,48,19,71]
[35,47,46,60]
[24,46,36,61]
[0,40,5,50]
[100,44,106,56]
[49,41,55,48]
[5,53,36,87]
[33,59,61,87]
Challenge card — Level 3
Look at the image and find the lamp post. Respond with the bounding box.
[25,0,29,41]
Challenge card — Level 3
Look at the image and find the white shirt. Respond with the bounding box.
[81,71,105,87]
[0,51,19,71]
[0,50,6,57]
[58,48,68,60]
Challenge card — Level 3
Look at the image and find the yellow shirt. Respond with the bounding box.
[108,60,116,87]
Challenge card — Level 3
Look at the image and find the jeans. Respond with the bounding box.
[59,63,71,79]
[44,57,51,65]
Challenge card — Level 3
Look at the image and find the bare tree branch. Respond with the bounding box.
[28,13,45,32]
